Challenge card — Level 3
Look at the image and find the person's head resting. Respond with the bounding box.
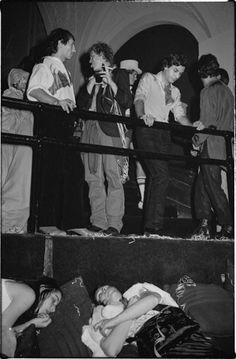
[197,54,219,87]
[216,68,229,86]
[46,28,76,61]
[8,68,29,93]
[34,276,62,316]
[161,54,187,85]
[89,42,114,72]
[120,59,142,86]
[95,285,123,306]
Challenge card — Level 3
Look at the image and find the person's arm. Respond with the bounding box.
[135,99,156,127]
[95,293,161,332]
[29,88,75,114]
[101,320,133,357]
[2,281,36,357]
[13,314,52,334]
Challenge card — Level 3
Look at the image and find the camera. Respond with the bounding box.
[94,72,103,83]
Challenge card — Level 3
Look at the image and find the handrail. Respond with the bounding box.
[2,96,234,138]
[1,97,234,233]
[0,132,229,166]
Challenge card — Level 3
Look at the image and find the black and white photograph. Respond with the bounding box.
[1,1,234,358]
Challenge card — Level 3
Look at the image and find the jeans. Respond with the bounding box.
[135,127,171,230]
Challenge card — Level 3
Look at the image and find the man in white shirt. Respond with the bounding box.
[27,28,81,234]
[134,54,192,236]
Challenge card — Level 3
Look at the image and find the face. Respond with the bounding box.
[129,71,138,86]
[95,285,122,305]
[15,75,29,93]
[59,38,76,61]
[38,290,62,315]
[163,65,185,84]
[89,51,105,72]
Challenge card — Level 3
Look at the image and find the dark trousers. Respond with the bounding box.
[194,142,232,226]
[135,127,171,230]
[35,111,87,229]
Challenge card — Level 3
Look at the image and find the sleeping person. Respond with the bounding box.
[81,282,178,357]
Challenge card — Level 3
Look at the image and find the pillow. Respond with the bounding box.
[38,276,93,357]
[167,282,234,337]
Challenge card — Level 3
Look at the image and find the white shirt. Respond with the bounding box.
[134,72,185,123]
[27,56,75,103]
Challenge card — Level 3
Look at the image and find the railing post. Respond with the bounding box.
[224,133,234,218]
[27,139,42,233]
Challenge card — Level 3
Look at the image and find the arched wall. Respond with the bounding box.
[38,2,234,93]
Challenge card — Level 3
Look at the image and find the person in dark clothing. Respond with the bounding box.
[79,42,133,236]
[192,54,233,239]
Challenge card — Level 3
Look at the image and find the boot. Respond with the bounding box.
[192,219,211,239]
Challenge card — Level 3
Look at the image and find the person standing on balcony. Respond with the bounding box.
[191,54,233,239]
[79,42,133,236]
[1,68,34,234]
[134,54,192,236]
[120,59,146,210]
[27,28,82,235]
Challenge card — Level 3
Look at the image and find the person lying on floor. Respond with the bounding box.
[81,282,178,357]
[1,276,62,357]
[82,282,225,358]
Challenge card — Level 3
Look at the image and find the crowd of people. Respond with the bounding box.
[1,28,234,239]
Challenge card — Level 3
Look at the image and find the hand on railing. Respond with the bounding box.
[192,120,205,131]
[139,114,156,127]
[57,99,76,114]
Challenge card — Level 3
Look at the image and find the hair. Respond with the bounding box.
[32,276,63,315]
[216,68,229,85]
[161,54,188,70]
[45,28,75,55]
[197,54,219,79]
[88,42,114,65]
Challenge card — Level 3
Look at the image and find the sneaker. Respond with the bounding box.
[102,227,120,236]
[191,219,210,239]
[215,225,233,239]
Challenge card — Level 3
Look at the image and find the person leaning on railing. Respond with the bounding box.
[26,28,81,235]
[134,54,198,237]
[191,54,233,239]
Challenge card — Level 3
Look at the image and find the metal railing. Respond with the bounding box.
[1,97,234,233]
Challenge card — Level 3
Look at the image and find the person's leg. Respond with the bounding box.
[135,128,171,232]
[1,115,33,233]
[83,152,108,230]
[136,161,146,209]
[102,134,125,233]
[201,164,232,227]
[194,169,212,221]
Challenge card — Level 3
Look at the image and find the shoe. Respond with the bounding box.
[215,225,233,239]
[87,225,104,233]
[191,219,210,239]
[102,227,120,236]
[144,227,165,236]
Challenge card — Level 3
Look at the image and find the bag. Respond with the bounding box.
[15,324,40,358]
[110,99,129,184]
[133,305,223,358]
[134,305,199,357]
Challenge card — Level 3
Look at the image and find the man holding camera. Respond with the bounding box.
[80,42,132,236]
